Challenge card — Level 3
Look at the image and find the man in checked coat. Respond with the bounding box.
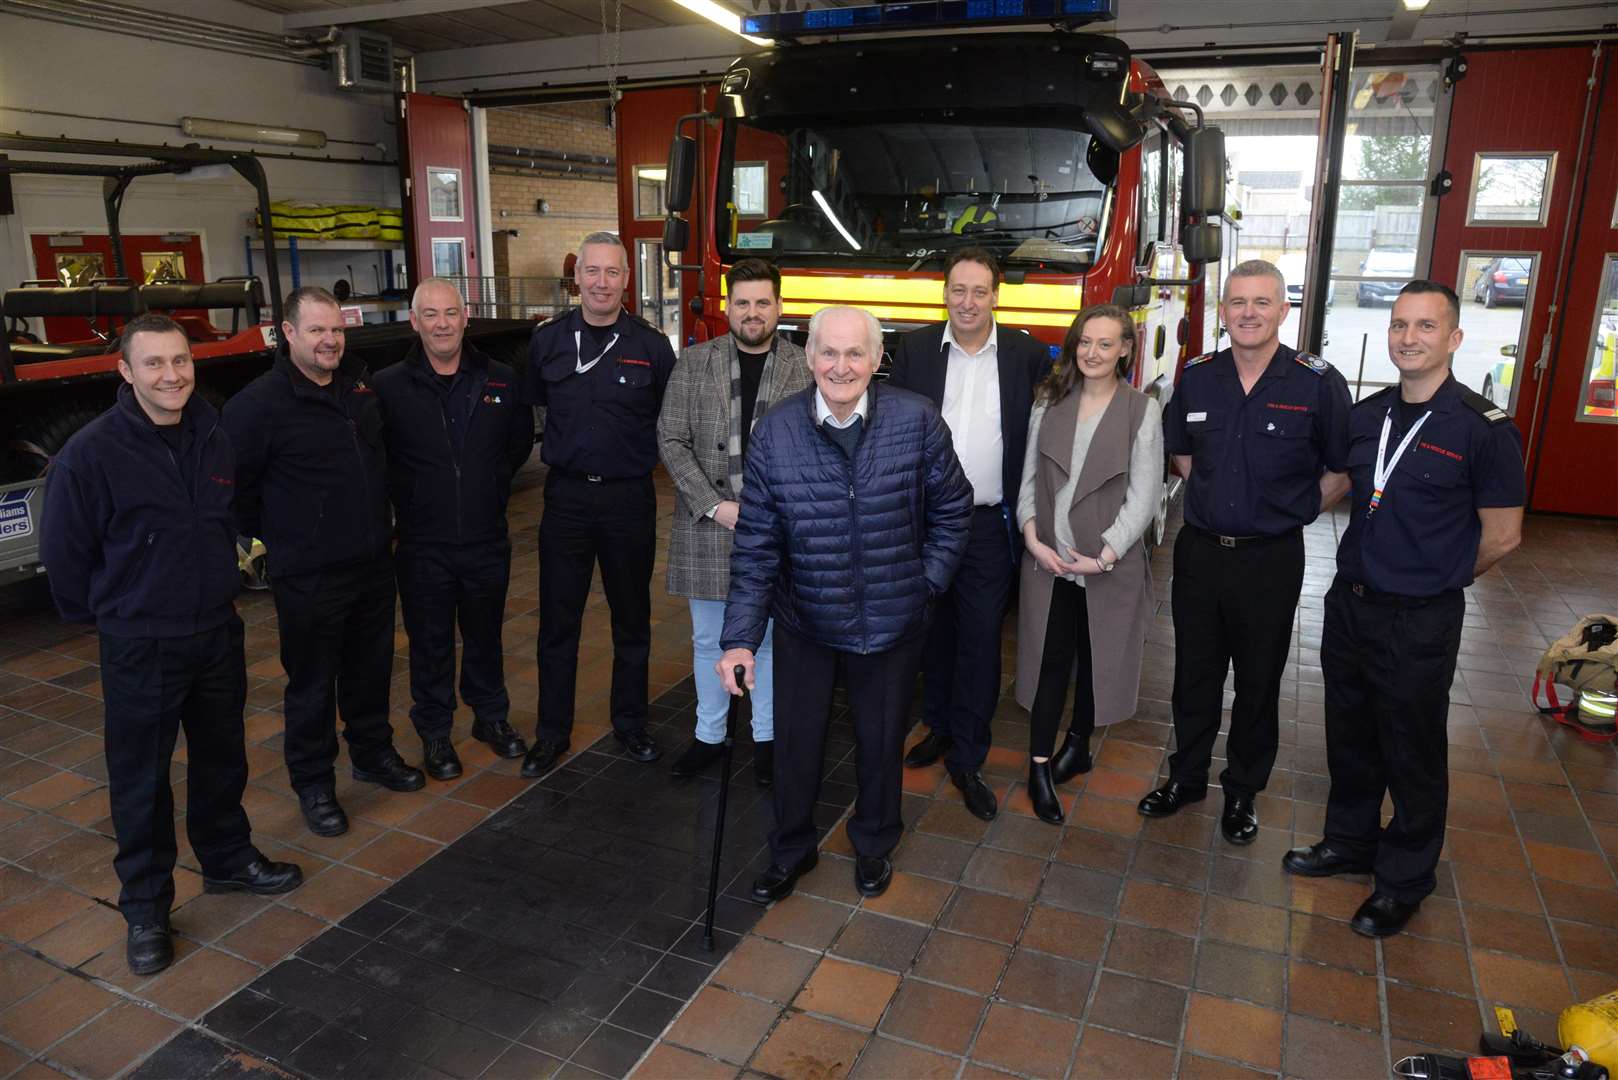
[657,259,811,786]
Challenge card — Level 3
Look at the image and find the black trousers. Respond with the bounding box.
[1168,525,1304,798]
[1028,577,1097,759]
[920,506,1013,773]
[770,624,925,867]
[397,538,513,741]
[1322,578,1463,903]
[536,471,655,742]
[100,616,257,926]
[271,557,398,793]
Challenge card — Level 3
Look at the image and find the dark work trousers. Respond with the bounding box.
[770,624,926,868]
[1028,577,1097,759]
[1167,525,1304,798]
[397,538,513,741]
[536,471,656,742]
[99,616,257,927]
[1321,579,1463,903]
[271,557,398,793]
[920,505,1013,774]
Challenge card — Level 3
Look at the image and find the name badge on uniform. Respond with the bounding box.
[1188,411,1208,422]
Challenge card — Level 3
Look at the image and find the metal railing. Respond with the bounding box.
[443,276,575,321]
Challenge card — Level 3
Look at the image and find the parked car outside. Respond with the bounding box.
[1473,256,1532,308]
[1356,248,1417,306]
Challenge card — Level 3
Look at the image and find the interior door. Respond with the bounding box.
[398,92,480,297]
[1428,46,1616,515]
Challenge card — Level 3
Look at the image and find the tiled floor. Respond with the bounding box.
[0,455,1615,1079]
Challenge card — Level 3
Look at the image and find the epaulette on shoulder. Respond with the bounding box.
[1293,351,1331,375]
[1183,352,1215,369]
[535,309,569,329]
[1354,385,1396,410]
[625,310,662,335]
[1459,385,1512,424]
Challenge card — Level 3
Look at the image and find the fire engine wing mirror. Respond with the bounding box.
[1084,101,1146,155]
[663,215,690,256]
[666,134,697,213]
[1182,223,1221,266]
[1181,126,1226,217]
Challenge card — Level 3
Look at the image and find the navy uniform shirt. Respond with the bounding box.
[1162,341,1353,537]
[521,307,677,478]
[1336,375,1525,597]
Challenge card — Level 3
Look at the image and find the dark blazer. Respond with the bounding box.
[888,321,1052,528]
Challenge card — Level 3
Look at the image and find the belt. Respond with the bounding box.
[1186,524,1300,549]
[973,504,1003,514]
[1345,581,1456,608]
[551,468,643,484]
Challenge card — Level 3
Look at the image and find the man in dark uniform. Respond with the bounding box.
[520,232,678,776]
[224,287,425,839]
[1150,259,1352,845]
[1285,280,1523,938]
[889,248,1051,821]
[374,277,534,780]
[42,314,302,975]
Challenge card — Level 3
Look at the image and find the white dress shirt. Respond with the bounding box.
[814,388,869,427]
[940,321,1003,505]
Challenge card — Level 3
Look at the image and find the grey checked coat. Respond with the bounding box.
[657,334,811,600]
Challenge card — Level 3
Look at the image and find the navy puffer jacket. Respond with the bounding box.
[721,383,973,655]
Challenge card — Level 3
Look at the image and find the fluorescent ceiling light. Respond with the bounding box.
[670,0,772,45]
[181,117,327,149]
[1400,0,1430,9]
[812,189,861,251]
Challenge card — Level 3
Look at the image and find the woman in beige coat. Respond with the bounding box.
[1015,304,1163,825]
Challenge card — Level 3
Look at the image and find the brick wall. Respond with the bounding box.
[486,102,618,280]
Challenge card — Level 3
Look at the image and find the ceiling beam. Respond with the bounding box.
[282,0,523,31]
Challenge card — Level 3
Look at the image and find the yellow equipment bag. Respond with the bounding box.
[1560,989,1618,1070]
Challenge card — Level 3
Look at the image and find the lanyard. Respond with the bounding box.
[1368,407,1431,516]
[573,329,620,375]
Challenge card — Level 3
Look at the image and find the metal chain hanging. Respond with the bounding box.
[600,0,624,107]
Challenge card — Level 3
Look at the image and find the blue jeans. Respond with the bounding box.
[690,599,774,744]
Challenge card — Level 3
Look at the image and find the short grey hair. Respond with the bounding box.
[411,276,465,313]
[1224,258,1286,300]
[576,231,626,263]
[805,305,883,363]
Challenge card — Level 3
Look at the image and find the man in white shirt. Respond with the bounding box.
[888,249,1052,820]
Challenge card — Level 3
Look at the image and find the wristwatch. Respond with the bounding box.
[1100,559,1115,573]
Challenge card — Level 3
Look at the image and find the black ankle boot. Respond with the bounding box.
[1028,759,1065,825]
[1049,729,1093,784]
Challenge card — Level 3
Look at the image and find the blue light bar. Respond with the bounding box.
[741,0,1115,37]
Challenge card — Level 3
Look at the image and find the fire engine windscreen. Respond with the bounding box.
[719,120,1108,271]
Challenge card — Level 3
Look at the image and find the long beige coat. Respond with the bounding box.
[1014,383,1154,726]
[656,334,810,600]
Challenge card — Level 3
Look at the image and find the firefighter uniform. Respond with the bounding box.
[521,308,677,753]
[1321,376,1524,902]
[1160,342,1352,799]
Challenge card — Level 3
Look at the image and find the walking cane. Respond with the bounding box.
[703,665,747,952]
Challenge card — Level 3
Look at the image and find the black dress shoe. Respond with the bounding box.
[751,852,818,904]
[127,923,172,976]
[614,729,662,763]
[670,738,724,777]
[1282,841,1374,878]
[1220,794,1259,845]
[298,788,349,837]
[904,730,952,769]
[1027,760,1065,825]
[352,749,426,792]
[855,855,892,898]
[520,737,570,778]
[1350,892,1420,938]
[753,740,774,788]
[422,737,463,781]
[471,717,527,759]
[1049,730,1093,785]
[1137,780,1208,818]
[204,858,304,896]
[951,769,999,821]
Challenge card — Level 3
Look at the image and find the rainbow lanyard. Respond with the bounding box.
[1368,407,1431,516]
